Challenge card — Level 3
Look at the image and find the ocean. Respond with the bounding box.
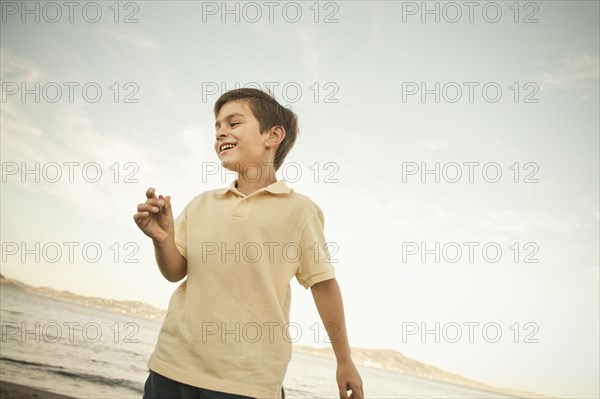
[0,285,518,398]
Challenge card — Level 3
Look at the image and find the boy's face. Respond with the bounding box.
[214,100,278,173]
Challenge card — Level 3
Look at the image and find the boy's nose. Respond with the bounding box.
[216,132,226,141]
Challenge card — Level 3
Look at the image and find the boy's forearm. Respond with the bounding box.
[311,278,352,363]
[153,238,187,282]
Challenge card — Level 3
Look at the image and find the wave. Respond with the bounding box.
[0,356,61,369]
[0,356,143,394]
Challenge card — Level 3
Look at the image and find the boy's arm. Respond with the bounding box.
[311,278,363,399]
[153,237,187,283]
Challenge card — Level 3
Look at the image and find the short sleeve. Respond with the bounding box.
[173,204,189,259]
[295,208,336,289]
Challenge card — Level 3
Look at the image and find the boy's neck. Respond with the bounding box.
[235,171,277,196]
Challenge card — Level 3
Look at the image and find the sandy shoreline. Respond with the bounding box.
[0,381,77,399]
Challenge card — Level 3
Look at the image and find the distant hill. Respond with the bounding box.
[0,274,554,398]
[294,346,554,398]
[0,273,165,320]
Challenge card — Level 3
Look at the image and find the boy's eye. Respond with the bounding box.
[230,122,239,127]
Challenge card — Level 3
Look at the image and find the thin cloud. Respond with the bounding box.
[97,27,161,50]
[417,140,449,150]
[538,51,599,91]
[368,3,385,52]
[0,48,44,81]
[0,102,44,137]
[295,29,321,80]
[1,101,166,220]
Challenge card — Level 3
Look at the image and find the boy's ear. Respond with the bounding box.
[265,125,286,148]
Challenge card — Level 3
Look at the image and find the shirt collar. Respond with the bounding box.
[214,179,292,197]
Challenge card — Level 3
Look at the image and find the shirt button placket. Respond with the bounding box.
[233,198,249,219]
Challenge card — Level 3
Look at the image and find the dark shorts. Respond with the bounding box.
[143,370,256,399]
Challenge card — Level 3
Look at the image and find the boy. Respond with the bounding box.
[133,88,363,399]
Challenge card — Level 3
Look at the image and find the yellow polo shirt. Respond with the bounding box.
[147,179,336,398]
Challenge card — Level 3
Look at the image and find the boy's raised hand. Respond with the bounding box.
[133,187,174,243]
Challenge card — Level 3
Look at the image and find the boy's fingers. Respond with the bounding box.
[138,203,160,213]
[146,187,157,200]
[133,212,150,224]
[352,385,364,399]
[160,195,172,216]
[339,382,363,399]
[145,198,164,207]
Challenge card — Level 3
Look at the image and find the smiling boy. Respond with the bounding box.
[134,88,363,399]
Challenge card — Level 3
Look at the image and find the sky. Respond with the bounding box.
[1,1,599,397]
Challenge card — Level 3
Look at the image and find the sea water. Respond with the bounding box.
[0,285,517,398]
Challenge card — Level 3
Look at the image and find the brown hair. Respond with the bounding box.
[213,88,299,171]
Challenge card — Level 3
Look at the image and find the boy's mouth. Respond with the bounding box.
[219,143,237,155]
